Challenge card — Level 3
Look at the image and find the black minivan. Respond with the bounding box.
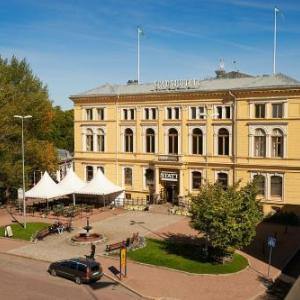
[48,257,103,284]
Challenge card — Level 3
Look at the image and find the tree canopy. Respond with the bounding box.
[189,181,263,257]
[0,56,58,200]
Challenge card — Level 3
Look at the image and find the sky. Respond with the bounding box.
[1,0,300,109]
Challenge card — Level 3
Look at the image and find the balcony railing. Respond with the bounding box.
[158,155,180,162]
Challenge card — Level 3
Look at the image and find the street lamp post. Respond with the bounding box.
[14,115,32,229]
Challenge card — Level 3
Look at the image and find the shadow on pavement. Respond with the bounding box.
[89,280,117,290]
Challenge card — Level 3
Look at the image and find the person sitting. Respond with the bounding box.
[57,221,64,235]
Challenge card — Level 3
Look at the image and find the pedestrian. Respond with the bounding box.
[90,243,96,260]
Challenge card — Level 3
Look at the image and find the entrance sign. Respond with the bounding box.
[119,246,127,280]
[160,171,178,182]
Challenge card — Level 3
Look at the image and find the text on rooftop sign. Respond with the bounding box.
[155,79,202,91]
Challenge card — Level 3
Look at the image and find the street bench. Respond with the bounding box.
[36,228,50,240]
[105,242,124,252]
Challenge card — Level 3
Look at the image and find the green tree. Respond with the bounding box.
[189,181,263,258]
[0,56,57,201]
[49,106,74,152]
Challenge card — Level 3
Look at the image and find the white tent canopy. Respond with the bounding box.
[57,168,85,193]
[25,171,70,200]
[77,169,123,196]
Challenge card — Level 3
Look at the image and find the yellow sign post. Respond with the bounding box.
[119,246,127,280]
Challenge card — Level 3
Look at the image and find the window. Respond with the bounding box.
[192,171,202,189]
[253,175,265,197]
[86,129,94,151]
[145,108,150,120]
[254,129,266,157]
[144,108,157,120]
[174,107,180,119]
[166,107,181,120]
[86,166,94,181]
[217,172,228,189]
[272,129,283,157]
[97,129,105,152]
[123,108,135,120]
[86,109,93,120]
[192,128,203,154]
[255,104,266,118]
[215,106,231,119]
[124,168,132,186]
[152,108,157,119]
[145,169,155,186]
[272,103,283,118]
[190,106,205,119]
[146,128,155,153]
[97,108,104,120]
[271,176,282,198]
[124,128,133,152]
[168,128,178,154]
[218,128,229,155]
[167,108,172,119]
[217,106,222,119]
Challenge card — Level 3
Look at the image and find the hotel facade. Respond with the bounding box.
[70,71,300,215]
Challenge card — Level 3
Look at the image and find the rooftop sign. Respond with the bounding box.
[155,79,202,91]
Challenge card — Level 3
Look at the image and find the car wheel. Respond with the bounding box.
[50,269,57,276]
[75,277,82,285]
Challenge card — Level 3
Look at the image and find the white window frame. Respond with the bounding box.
[249,100,288,119]
[213,125,232,156]
[165,107,181,120]
[249,125,287,158]
[164,126,181,155]
[143,107,158,120]
[142,126,158,153]
[189,106,206,120]
[122,108,136,120]
[121,126,136,153]
[122,166,133,188]
[213,105,232,119]
[188,125,206,155]
[214,170,230,186]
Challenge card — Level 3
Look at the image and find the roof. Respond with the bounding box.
[25,171,70,200]
[71,73,300,98]
[77,169,123,196]
[57,169,85,193]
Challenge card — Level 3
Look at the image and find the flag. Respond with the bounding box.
[275,7,280,13]
[138,26,144,36]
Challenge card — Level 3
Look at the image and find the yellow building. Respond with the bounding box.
[70,71,300,215]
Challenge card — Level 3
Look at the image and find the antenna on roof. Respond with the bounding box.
[233,60,238,71]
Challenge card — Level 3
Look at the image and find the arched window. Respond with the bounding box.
[271,175,282,198]
[272,129,283,157]
[86,166,94,181]
[168,128,178,154]
[218,128,229,155]
[124,168,132,186]
[254,129,266,157]
[192,128,203,154]
[97,129,105,152]
[86,129,94,151]
[192,171,202,189]
[124,128,133,152]
[146,128,155,153]
[217,172,228,189]
[253,174,265,197]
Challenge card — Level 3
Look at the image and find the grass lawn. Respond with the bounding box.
[0,222,49,241]
[127,238,248,274]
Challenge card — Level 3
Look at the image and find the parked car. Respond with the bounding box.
[48,257,103,284]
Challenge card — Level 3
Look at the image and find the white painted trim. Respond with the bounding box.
[142,126,158,153]
[189,169,203,192]
[164,126,181,154]
[213,125,232,156]
[188,125,206,155]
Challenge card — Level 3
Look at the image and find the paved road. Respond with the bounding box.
[0,253,141,300]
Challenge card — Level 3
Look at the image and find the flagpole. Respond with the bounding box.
[137,27,140,83]
[273,8,278,75]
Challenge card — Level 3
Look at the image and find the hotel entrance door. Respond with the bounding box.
[160,170,179,204]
